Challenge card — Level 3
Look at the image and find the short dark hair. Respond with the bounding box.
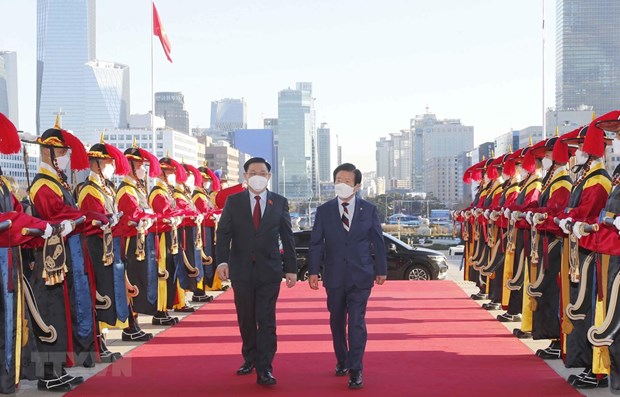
[243,157,271,172]
[333,163,362,185]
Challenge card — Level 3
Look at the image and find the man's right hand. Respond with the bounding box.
[217,263,229,281]
[308,275,319,290]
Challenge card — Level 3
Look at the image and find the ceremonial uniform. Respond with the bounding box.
[77,142,131,362]
[116,145,161,341]
[27,128,108,389]
[555,126,612,388]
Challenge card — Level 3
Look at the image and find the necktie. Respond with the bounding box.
[253,195,261,230]
[342,202,350,232]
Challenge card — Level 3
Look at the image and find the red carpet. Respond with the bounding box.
[68,281,581,397]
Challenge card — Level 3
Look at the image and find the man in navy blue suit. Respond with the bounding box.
[308,163,387,389]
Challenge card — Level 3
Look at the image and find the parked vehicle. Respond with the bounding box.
[448,245,464,256]
[292,230,448,281]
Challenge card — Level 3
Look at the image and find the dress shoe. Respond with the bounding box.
[122,329,153,341]
[335,362,349,376]
[573,371,608,389]
[174,305,196,313]
[348,370,363,389]
[513,329,532,339]
[221,285,230,291]
[192,294,214,303]
[60,371,84,386]
[497,313,521,323]
[567,369,588,385]
[536,348,561,360]
[237,362,254,375]
[470,293,488,301]
[482,302,502,310]
[37,377,72,392]
[257,371,277,386]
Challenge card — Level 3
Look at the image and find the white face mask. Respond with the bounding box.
[203,181,212,191]
[501,173,510,180]
[518,166,529,179]
[184,174,195,192]
[483,174,490,184]
[574,149,589,165]
[102,163,115,179]
[542,157,553,170]
[335,183,355,200]
[135,166,146,180]
[166,174,176,186]
[248,175,269,192]
[55,154,70,171]
[613,139,620,154]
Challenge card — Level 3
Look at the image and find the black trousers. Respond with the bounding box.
[232,279,281,374]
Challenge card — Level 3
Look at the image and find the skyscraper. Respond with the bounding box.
[277,83,315,199]
[155,91,190,133]
[37,0,129,135]
[0,51,18,126]
[208,98,247,142]
[556,0,620,114]
[317,123,331,182]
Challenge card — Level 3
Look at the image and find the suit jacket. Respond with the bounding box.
[216,189,297,283]
[308,196,387,289]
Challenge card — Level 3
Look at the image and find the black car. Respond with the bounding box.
[292,230,448,281]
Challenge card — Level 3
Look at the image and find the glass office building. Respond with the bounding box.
[277,83,315,200]
[37,0,129,135]
[556,0,620,114]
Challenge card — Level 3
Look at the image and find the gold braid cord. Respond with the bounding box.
[135,228,146,261]
[42,234,68,286]
[22,276,57,343]
[102,227,114,266]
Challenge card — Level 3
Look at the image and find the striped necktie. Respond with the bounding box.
[341,202,350,232]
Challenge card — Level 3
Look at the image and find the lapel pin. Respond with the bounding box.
[268,199,273,205]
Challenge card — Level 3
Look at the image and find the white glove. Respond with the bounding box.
[511,211,522,222]
[144,208,154,215]
[195,214,204,224]
[483,209,490,219]
[212,213,221,223]
[489,211,500,222]
[41,223,53,239]
[525,211,533,225]
[110,213,121,228]
[503,208,511,219]
[533,213,547,225]
[614,216,620,232]
[60,219,74,237]
[559,217,573,234]
[573,222,584,239]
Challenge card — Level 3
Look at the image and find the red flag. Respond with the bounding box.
[153,2,172,63]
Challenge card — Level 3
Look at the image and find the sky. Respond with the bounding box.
[0,0,556,172]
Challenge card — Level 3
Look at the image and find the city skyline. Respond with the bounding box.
[2,0,559,172]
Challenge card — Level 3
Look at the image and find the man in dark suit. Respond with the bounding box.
[216,157,297,386]
[308,163,387,389]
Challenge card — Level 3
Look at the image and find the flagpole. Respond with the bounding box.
[151,1,156,157]
[541,0,546,140]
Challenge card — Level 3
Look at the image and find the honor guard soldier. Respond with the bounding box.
[27,127,109,389]
[578,110,620,393]
[523,135,572,356]
[473,157,504,301]
[498,146,542,323]
[170,162,204,312]
[77,139,131,363]
[148,156,192,325]
[555,125,612,388]
[185,164,216,302]
[0,113,56,393]
[480,153,520,311]
[465,159,491,299]
[116,144,161,341]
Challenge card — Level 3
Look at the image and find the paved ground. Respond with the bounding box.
[12,255,617,396]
